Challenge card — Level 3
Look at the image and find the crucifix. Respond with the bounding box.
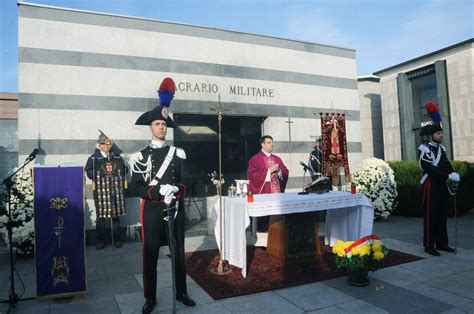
[209,94,232,275]
[54,216,65,248]
[285,117,293,145]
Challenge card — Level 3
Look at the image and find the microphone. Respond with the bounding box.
[27,148,39,161]
[299,161,313,173]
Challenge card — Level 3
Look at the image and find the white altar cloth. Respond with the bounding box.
[212,191,374,278]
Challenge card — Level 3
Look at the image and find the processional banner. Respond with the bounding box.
[320,113,350,185]
[34,165,86,299]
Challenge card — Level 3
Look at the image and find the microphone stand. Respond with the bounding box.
[1,156,36,312]
[298,167,309,195]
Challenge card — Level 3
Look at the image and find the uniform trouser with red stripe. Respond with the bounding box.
[141,202,187,301]
[420,178,449,249]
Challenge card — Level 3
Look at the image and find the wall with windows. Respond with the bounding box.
[374,39,473,162]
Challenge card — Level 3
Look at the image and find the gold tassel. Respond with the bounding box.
[124,180,128,189]
[92,181,95,191]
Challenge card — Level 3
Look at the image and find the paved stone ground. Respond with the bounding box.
[1,210,473,313]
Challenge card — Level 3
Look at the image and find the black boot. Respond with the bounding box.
[176,292,196,307]
[437,246,455,253]
[424,247,440,256]
[142,299,156,313]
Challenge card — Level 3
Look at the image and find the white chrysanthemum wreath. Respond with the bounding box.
[0,164,35,255]
[349,158,397,220]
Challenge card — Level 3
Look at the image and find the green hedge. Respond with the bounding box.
[388,161,474,217]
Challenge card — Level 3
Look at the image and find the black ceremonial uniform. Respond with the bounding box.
[130,143,187,301]
[85,148,126,244]
[309,147,323,181]
[309,148,323,174]
[419,142,454,250]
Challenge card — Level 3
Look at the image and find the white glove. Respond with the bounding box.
[163,194,175,205]
[159,184,179,196]
[448,172,460,182]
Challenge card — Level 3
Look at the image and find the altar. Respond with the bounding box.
[212,191,374,278]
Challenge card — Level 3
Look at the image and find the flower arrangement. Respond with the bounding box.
[349,157,397,220]
[0,164,35,256]
[332,235,388,272]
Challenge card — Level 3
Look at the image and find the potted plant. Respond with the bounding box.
[349,158,398,220]
[332,235,388,286]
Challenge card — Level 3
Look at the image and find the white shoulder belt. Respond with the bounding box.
[149,146,176,186]
[419,144,442,184]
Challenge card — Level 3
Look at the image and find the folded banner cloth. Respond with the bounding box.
[213,191,374,277]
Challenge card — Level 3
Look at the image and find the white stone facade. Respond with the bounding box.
[375,40,473,162]
[18,3,362,229]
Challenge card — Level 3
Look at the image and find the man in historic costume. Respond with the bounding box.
[419,102,460,256]
[247,135,289,231]
[85,131,127,250]
[130,78,195,313]
[309,136,323,180]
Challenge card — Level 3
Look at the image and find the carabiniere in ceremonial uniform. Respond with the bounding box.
[130,77,195,314]
[418,102,460,256]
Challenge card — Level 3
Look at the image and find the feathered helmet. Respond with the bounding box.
[98,129,112,145]
[135,77,176,128]
[420,101,443,136]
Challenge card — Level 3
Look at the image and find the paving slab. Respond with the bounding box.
[458,301,474,312]
[103,262,143,278]
[274,282,354,311]
[424,274,474,299]
[114,291,143,314]
[456,269,474,279]
[307,305,348,313]
[405,283,472,307]
[368,265,434,287]
[442,308,472,314]
[399,258,468,277]
[219,291,304,313]
[336,299,388,313]
[324,275,453,313]
[49,295,119,314]
[86,274,142,300]
[172,302,231,313]
[0,298,51,314]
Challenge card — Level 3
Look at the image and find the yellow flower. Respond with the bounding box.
[360,244,371,256]
[332,241,345,254]
[372,242,382,252]
[337,250,346,257]
[373,251,384,261]
[350,246,360,255]
[343,241,354,249]
[335,240,344,247]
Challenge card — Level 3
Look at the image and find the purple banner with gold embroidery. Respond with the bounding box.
[34,165,86,299]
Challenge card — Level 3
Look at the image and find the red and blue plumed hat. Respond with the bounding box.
[420,101,443,136]
[135,77,176,128]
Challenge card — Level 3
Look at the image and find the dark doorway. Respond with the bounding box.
[174,114,263,198]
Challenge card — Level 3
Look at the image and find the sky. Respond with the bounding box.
[0,0,472,93]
